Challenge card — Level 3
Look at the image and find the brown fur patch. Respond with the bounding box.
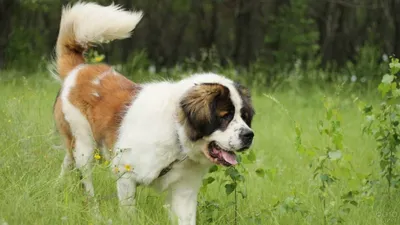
[56,30,86,79]
[57,52,85,78]
[179,83,234,141]
[53,91,75,158]
[54,64,141,151]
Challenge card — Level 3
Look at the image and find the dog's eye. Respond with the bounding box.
[242,112,248,120]
[219,111,233,121]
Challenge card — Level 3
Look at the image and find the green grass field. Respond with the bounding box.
[1,72,399,225]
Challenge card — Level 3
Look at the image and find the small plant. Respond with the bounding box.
[264,91,376,224]
[200,150,265,224]
[361,57,400,195]
[270,194,309,217]
[296,96,364,224]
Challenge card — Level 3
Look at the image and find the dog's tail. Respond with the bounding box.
[55,2,143,80]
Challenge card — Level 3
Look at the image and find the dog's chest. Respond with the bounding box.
[151,160,209,192]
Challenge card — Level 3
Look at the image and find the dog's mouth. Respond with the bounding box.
[203,141,238,166]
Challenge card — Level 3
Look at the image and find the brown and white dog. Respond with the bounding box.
[53,2,255,225]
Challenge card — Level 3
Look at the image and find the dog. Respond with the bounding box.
[53,2,255,225]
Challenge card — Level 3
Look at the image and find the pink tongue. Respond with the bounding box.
[221,151,238,165]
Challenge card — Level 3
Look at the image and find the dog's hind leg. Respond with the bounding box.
[54,95,76,179]
[59,137,75,178]
[73,134,103,221]
[73,136,95,196]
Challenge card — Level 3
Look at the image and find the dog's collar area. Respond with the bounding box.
[158,133,187,178]
[158,154,188,178]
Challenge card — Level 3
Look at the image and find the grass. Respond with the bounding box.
[0,71,399,225]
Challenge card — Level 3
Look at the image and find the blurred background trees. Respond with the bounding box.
[1,0,399,82]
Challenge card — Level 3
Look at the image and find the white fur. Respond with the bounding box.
[92,69,112,85]
[92,79,101,85]
[60,65,97,196]
[59,2,142,47]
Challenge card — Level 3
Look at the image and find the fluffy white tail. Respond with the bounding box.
[55,2,143,79]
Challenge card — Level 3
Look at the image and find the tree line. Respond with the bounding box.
[1,0,399,75]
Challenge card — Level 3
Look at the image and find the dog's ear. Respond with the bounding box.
[234,82,251,99]
[179,83,230,141]
[234,82,255,126]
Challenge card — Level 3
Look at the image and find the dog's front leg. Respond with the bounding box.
[167,181,200,225]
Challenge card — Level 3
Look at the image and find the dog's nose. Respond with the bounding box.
[240,129,254,146]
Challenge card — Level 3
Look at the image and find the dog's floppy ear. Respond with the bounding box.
[179,83,230,141]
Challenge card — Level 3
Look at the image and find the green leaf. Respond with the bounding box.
[390,59,400,74]
[236,154,242,164]
[363,105,373,114]
[225,183,237,195]
[255,168,265,178]
[378,83,391,97]
[236,174,245,182]
[391,81,398,90]
[350,200,358,207]
[246,150,256,163]
[238,189,247,199]
[203,177,215,185]
[341,191,358,200]
[320,174,329,182]
[209,165,218,173]
[393,88,400,98]
[225,167,240,181]
[320,174,336,184]
[380,160,389,171]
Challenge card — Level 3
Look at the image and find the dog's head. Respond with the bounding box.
[179,77,255,166]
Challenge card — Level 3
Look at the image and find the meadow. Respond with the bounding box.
[1,68,399,225]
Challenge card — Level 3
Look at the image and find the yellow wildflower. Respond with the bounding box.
[113,167,119,173]
[124,164,132,172]
[94,55,105,62]
[94,153,101,160]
